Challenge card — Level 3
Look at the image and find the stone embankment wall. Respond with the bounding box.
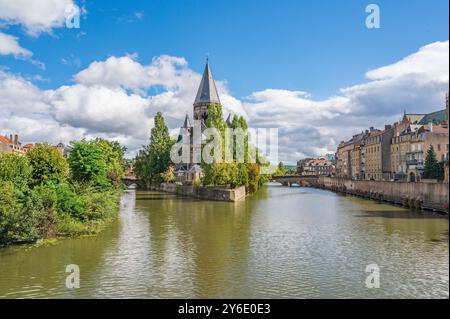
[150,183,246,202]
[317,176,449,214]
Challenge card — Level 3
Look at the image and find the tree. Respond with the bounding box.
[93,138,126,187]
[0,181,38,243]
[423,146,439,179]
[134,112,174,185]
[247,163,260,193]
[26,144,69,186]
[0,153,32,192]
[276,162,286,176]
[160,165,176,183]
[68,140,109,189]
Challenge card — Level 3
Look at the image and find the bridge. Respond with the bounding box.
[122,175,139,187]
[272,175,319,187]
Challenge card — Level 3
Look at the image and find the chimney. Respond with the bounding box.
[429,122,433,132]
[9,134,13,143]
[370,127,374,133]
[385,125,392,130]
[14,134,18,145]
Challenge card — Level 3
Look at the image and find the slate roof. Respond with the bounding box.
[194,60,221,105]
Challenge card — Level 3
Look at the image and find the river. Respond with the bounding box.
[0,184,448,298]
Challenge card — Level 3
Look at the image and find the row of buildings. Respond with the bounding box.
[296,156,335,176]
[335,96,449,182]
[0,134,65,156]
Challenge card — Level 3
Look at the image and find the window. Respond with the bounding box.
[438,144,441,151]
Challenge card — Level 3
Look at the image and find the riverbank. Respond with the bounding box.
[316,176,449,214]
[146,182,246,202]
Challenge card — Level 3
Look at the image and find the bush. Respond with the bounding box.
[26,184,59,238]
[0,182,38,244]
[68,140,110,190]
[0,153,32,191]
[82,191,119,221]
[26,144,69,186]
[54,183,85,221]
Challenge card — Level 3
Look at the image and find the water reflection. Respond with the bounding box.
[0,185,448,298]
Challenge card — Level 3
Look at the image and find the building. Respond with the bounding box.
[337,98,449,182]
[391,106,449,182]
[296,158,313,175]
[0,134,27,155]
[336,130,371,179]
[299,158,333,176]
[175,60,233,184]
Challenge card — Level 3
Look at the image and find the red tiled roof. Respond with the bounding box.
[0,136,12,144]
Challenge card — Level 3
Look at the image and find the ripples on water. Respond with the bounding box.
[0,184,448,298]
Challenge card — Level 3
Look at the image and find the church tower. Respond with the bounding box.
[193,59,221,121]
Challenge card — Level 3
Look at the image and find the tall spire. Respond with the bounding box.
[182,113,192,128]
[194,59,221,105]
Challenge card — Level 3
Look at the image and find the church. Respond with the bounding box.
[174,60,233,183]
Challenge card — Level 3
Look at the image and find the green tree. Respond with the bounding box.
[26,144,69,186]
[276,162,286,176]
[160,165,176,183]
[247,163,260,193]
[149,112,174,183]
[93,138,126,187]
[423,146,439,179]
[0,153,32,191]
[68,140,109,189]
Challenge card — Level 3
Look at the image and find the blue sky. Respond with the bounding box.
[0,0,449,163]
[2,0,448,98]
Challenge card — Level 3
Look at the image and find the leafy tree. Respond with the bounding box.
[423,146,439,179]
[160,165,176,183]
[247,163,260,193]
[93,138,126,187]
[276,162,286,176]
[68,140,109,189]
[135,112,174,185]
[0,182,32,243]
[26,144,69,186]
[0,153,32,191]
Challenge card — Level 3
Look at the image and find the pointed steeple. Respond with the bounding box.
[226,113,233,126]
[182,113,192,128]
[194,59,221,105]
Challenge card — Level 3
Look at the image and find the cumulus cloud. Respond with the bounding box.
[0,0,81,36]
[243,41,449,163]
[0,41,448,162]
[0,32,32,58]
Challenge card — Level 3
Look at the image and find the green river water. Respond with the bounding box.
[0,184,448,298]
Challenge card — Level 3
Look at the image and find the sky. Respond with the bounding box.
[0,0,449,164]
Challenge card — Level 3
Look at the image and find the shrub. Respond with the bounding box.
[0,182,38,244]
[68,140,110,190]
[26,144,69,186]
[26,184,59,238]
[82,191,119,221]
[0,153,32,191]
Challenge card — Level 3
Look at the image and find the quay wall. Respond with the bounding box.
[150,183,246,202]
[316,176,449,213]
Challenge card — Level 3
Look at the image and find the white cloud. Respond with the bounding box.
[0,41,448,162]
[0,32,32,58]
[366,41,449,82]
[0,0,80,36]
